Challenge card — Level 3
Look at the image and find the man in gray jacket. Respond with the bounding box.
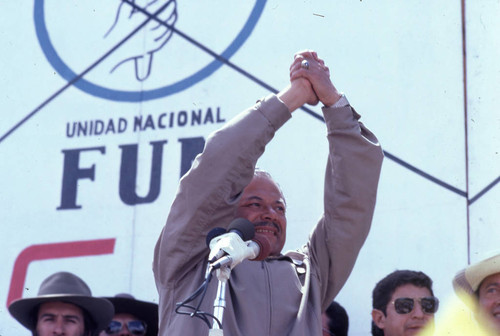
[153,50,384,335]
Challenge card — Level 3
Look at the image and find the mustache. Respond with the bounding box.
[253,221,280,232]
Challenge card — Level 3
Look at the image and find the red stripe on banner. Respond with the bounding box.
[6,239,115,308]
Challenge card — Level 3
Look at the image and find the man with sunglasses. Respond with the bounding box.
[100,293,158,336]
[371,270,439,336]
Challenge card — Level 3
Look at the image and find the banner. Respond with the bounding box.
[1,1,498,334]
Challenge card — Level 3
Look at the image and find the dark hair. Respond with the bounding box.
[371,270,434,336]
[31,302,95,336]
[82,308,96,336]
[324,301,349,336]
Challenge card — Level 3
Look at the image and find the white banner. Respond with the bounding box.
[1,1,498,335]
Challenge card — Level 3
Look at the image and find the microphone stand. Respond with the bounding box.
[209,266,231,336]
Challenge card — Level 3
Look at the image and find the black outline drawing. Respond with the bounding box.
[104,0,178,81]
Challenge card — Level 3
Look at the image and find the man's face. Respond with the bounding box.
[235,176,287,256]
[36,301,86,336]
[99,313,143,336]
[372,284,435,336]
[477,272,500,333]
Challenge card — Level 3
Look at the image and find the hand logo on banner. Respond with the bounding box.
[104,0,178,81]
[33,0,266,102]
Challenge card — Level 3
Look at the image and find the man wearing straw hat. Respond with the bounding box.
[99,293,158,336]
[453,251,500,334]
[8,271,114,336]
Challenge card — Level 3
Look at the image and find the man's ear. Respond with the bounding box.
[372,309,386,329]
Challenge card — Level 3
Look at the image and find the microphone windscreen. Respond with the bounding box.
[206,227,227,247]
[251,235,272,261]
[228,218,255,241]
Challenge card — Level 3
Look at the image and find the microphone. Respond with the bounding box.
[208,218,255,263]
[250,234,272,261]
[204,227,227,279]
[210,222,272,269]
[210,240,267,269]
[226,218,255,240]
[208,219,272,333]
[206,227,227,247]
[228,219,272,261]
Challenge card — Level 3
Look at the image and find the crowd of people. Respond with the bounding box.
[8,253,500,335]
[8,272,158,336]
[7,50,499,335]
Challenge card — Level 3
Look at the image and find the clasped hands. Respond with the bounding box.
[289,50,342,108]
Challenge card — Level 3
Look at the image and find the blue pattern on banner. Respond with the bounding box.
[34,0,266,102]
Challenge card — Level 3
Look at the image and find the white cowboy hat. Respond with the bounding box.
[453,252,500,295]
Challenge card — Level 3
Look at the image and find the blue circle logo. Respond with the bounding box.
[34,0,266,102]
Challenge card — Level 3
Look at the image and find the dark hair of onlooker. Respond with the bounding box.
[325,301,349,336]
[30,301,97,336]
[371,270,434,336]
[31,303,95,336]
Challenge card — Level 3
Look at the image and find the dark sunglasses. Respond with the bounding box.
[391,297,439,315]
[104,320,147,335]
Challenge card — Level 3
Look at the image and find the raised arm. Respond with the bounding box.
[290,50,384,309]
[153,74,317,286]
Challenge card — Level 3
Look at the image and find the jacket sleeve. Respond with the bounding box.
[307,103,383,310]
[153,95,291,286]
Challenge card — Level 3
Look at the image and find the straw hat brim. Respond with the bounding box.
[453,253,500,295]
